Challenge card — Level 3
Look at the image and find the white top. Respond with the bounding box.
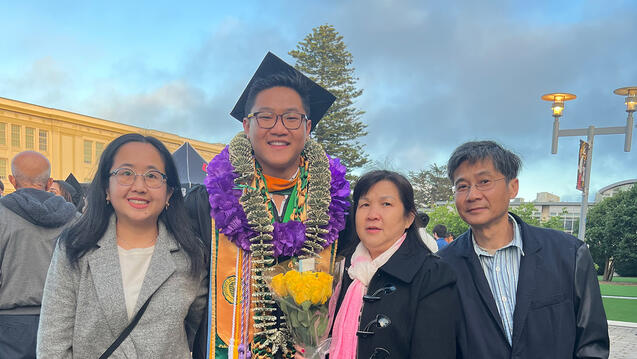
[117,245,155,319]
[418,228,439,253]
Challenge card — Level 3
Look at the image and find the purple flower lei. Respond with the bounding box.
[205,146,350,257]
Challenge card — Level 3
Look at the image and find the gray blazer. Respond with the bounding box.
[37,216,208,358]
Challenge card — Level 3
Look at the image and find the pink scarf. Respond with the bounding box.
[329,233,407,358]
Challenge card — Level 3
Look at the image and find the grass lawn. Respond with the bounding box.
[599,283,637,297]
[612,277,637,283]
[597,275,637,283]
[602,298,637,322]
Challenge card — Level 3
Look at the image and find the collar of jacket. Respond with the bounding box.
[457,212,541,258]
[377,231,433,284]
[94,214,180,252]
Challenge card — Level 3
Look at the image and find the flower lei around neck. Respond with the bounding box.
[205,132,350,259]
[206,132,349,357]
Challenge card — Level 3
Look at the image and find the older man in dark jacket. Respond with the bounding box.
[439,141,609,359]
[0,151,76,359]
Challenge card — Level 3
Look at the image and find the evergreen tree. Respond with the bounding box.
[409,163,453,209]
[290,24,369,174]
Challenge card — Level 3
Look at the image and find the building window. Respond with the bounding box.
[0,123,6,145]
[25,127,35,149]
[0,158,6,179]
[39,130,48,151]
[84,140,93,164]
[11,125,20,147]
[95,142,104,162]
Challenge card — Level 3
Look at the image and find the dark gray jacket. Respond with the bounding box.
[438,213,609,359]
[0,188,77,314]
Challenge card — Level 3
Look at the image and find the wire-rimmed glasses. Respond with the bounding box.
[453,177,506,196]
[109,168,167,189]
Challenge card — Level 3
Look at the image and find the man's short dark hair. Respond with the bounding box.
[447,140,521,182]
[244,72,311,118]
[433,224,447,238]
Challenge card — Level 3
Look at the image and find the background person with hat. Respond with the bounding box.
[201,52,350,359]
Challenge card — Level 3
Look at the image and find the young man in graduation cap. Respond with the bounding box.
[202,52,350,359]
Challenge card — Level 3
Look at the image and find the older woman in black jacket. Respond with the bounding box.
[326,170,460,359]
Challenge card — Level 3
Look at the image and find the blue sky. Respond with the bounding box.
[2,0,636,202]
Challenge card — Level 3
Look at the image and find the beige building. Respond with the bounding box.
[0,97,224,193]
[509,180,636,234]
[595,179,637,202]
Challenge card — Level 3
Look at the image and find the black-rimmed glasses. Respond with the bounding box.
[109,168,167,189]
[247,111,308,130]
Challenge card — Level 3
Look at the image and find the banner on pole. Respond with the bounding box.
[576,140,589,191]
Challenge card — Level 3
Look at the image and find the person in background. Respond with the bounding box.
[417,212,438,252]
[439,140,608,358]
[49,180,77,204]
[65,174,86,213]
[445,233,455,244]
[433,224,449,250]
[0,179,4,197]
[327,170,459,359]
[37,134,208,358]
[0,151,76,359]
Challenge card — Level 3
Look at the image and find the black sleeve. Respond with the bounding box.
[191,299,209,359]
[411,273,460,358]
[573,243,610,359]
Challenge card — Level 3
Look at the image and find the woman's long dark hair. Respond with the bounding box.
[342,170,431,256]
[60,133,206,275]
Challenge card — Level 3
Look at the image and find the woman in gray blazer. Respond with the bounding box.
[38,134,208,358]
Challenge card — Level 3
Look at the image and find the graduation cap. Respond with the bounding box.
[230,52,336,130]
[65,173,85,210]
[171,142,207,189]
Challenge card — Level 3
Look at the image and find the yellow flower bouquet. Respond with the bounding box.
[267,257,344,359]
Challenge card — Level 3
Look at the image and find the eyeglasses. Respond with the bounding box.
[109,168,167,189]
[453,177,506,196]
[247,111,308,130]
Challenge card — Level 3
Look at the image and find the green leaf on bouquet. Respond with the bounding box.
[279,299,288,312]
[301,300,311,312]
[299,310,311,327]
[316,315,328,335]
[289,309,299,328]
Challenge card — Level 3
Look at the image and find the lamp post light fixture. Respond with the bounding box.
[541,87,635,241]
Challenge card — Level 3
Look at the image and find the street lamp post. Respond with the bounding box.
[541,87,636,241]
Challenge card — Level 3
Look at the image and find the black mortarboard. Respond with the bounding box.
[230,52,336,130]
[65,173,85,209]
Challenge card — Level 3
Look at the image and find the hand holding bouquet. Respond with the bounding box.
[267,257,344,359]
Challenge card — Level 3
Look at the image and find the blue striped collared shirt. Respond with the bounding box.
[472,214,524,345]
